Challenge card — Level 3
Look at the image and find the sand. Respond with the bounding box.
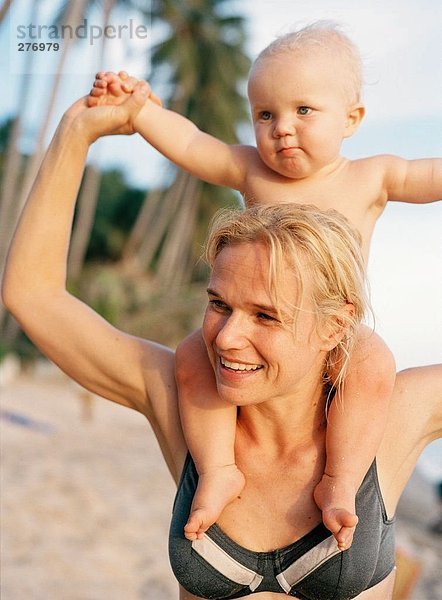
[1,363,441,599]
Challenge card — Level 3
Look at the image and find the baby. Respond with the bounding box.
[89,22,441,550]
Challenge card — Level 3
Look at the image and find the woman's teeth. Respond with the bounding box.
[221,357,261,371]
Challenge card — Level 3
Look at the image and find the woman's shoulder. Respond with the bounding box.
[377,364,442,516]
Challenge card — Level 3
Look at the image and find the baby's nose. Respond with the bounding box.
[273,117,296,137]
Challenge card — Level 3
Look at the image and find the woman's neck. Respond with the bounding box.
[236,381,328,457]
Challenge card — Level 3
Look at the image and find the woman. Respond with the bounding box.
[2,88,441,599]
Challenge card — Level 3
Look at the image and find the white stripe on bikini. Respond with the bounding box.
[192,534,263,592]
[276,536,341,593]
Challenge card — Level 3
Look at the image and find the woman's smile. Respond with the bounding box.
[220,356,263,373]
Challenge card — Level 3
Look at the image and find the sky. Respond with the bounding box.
[1,0,441,459]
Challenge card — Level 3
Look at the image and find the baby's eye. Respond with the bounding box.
[297,106,312,116]
[259,111,272,121]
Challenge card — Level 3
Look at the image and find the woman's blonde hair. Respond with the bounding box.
[205,203,370,396]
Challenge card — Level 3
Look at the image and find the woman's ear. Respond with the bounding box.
[319,304,355,351]
[343,104,365,138]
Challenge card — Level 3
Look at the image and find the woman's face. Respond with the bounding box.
[202,241,329,407]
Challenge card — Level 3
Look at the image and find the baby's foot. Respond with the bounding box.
[314,473,359,551]
[184,464,245,541]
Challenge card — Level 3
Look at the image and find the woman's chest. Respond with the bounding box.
[171,457,394,599]
[216,457,323,552]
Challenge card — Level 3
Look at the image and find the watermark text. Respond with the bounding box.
[16,18,149,46]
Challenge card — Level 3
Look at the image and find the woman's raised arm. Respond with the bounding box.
[1,91,181,440]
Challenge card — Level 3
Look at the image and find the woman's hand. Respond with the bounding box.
[61,81,149,145]
[88,70,163,109]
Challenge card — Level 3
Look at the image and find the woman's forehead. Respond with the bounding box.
[210,242,305,304]
[210,242,271,286]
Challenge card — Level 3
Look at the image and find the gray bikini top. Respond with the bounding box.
[169,455,395,599]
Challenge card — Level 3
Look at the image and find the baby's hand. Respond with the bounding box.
[65,80,150,144]
[88,71,162,108]
[88,70,135,107]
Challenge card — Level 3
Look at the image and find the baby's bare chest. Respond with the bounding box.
[244,170,385,252]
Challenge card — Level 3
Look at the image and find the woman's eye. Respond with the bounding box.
[257,312,276,322]
[260,111,272,121]
[209,299,228,311]
[298,106,312,116]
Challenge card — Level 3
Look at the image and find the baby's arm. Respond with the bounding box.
[383,156,442,203]
[314,325,396,550]
[175,329,245,540]
[89,72,254,192]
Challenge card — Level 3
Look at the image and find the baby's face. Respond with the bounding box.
[247,51,354,180]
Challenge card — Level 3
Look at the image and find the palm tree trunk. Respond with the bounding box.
[121,187,163,267]
[0,0,12,24]
[15,0,87,218]
[0,2,39,331]
[1,0,87,342]
[0,0,39,258]
[67,165,102,278]
[156,175,200,287]
[121,165,176,267]
[135,169,189,271]
[67,0,116,280]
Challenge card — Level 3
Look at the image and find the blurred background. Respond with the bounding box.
[1,1,441,598]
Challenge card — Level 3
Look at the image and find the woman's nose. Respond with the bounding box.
[216,314,249,350]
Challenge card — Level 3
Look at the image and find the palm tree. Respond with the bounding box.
[0,0,146,340]
[67,0,116,280]
[123,0,251,286]
[0,0,90,343]
[0,1,39,275]
[0,0,12,25]
[60,0,151,279]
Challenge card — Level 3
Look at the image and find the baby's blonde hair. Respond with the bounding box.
[205,203,369,395]
[252,21,363,104]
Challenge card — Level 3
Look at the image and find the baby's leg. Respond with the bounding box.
[314,325,396,550]
[176,329,245,541]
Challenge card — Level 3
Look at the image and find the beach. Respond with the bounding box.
[1,363,441,599]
